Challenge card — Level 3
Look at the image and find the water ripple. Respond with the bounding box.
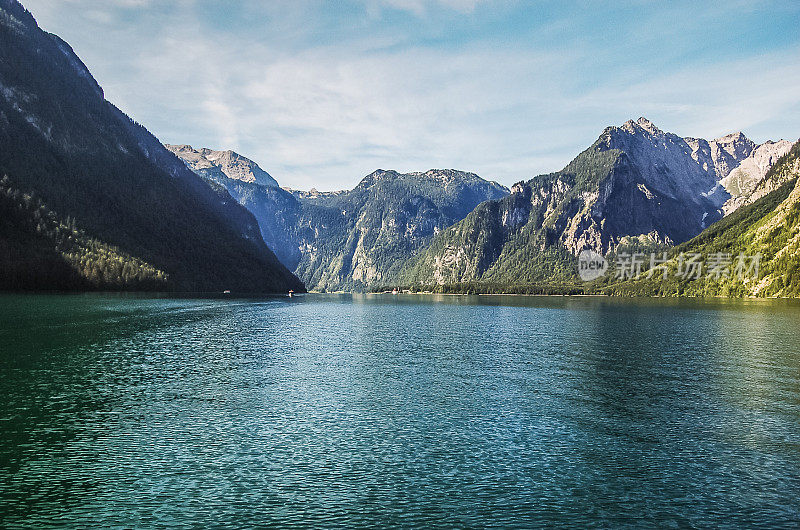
[1,294,800,527]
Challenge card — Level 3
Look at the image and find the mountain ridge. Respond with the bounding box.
[167,145,510,291]
[0,0,304,292]
[602,140,800,297]
[397,118,793,289]
[165,144,280,187]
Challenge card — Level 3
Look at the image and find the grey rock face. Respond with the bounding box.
[166,144,280,187]
[720,139,794,214]
[400,118,794,287]
[582,118,788,249]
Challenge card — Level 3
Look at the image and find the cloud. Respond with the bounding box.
[232,44,577,185]
[142,34,800,189]
[21,0,800,190]
[575,48,800,140]
[371,0,486,15]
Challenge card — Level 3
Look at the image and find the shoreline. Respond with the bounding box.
[1,289,796,301]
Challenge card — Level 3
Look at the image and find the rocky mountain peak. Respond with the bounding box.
[636,116,661,134]
[357,168,508,197]
[357,169,401,188]
[415,169,483,186]
[168,144,193,151]
[601,118,673,153]
[620,116,663,136]
[715,131,747,142]
[165,144,279,187]
[421,168,475,179]
[711,131,755,161]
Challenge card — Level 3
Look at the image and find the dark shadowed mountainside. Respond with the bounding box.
[0,0,303,292]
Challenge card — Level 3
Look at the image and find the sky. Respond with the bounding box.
[23,0,800,190]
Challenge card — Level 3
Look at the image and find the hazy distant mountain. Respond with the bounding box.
[165,145,280,187]
[399,118,792,288]
[292,169,509,291]
[167,147,510,291]
[0,0,303,292]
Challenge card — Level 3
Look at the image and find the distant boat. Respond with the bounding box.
[392,288,398,295]
[288,290,294,298]
[223,290,231,294]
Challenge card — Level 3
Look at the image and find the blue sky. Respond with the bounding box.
[25,0,800,190]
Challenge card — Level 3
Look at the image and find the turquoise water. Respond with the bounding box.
[1,293,800,527]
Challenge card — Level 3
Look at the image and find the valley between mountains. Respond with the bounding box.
[1,0,798,296]
[166,121,798,295]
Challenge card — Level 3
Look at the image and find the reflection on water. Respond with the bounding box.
[1,293,800,527]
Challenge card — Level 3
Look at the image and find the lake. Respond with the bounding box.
[1,293,799,527]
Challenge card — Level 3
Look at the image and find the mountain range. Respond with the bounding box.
[0,0,303,292]
[397,118,794,290]
[2,0,797,298]
[602,141,800,297]
[165,143,509,292]
[168,118,794,294]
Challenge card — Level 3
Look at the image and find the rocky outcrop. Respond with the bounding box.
[166,144,279,187]
[720,140,794,214]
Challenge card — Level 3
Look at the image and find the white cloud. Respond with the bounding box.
[20,0,800,191]
[575,50,800,141]
[366,0,487,16]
